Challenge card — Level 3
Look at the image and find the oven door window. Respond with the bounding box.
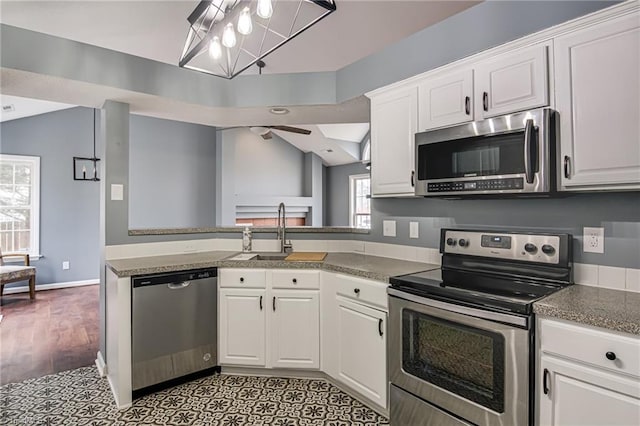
[402,309,505,413]
[417,130,537,181]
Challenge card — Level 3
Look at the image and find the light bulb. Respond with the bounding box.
[222,22,237,48]
[209,36,222,59]
[237,7,253,35]
[256,0,272,19]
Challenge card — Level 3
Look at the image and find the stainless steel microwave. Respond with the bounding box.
[415,108,557,197]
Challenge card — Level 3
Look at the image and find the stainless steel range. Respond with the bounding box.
[388,229,573,426]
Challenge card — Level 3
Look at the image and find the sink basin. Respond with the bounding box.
[254,253,290,261]
[226,252,290,261]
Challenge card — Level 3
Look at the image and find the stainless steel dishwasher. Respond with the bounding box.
[132,267,218,396]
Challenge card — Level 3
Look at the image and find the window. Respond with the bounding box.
[0,154,40,256]
[349,174,371,229]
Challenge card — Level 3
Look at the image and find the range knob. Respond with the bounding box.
[542,244,556,255]
[458,239,469,248]
[524,243,538,254]
[446,238,456,247]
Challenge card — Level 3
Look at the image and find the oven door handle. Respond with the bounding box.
[387,288,528,328]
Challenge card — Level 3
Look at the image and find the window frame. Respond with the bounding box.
[0,154,40,259]
[349,173,371,229]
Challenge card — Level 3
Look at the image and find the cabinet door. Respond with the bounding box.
[219,288,266,366]
[475,44,549,118]
[270,290,319,369]
[418,69,473,130]
[539,356,640,426]
[337,296,387,409]
[555,13,640,189]
[370,85,418,197]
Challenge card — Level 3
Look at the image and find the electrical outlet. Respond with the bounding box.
[62,261,70,270]
[409,222,419,239]
[583,227,604,254]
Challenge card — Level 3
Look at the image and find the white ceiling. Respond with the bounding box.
[0,0,478,74]
[0,0,478,164]
[0,94,75,122]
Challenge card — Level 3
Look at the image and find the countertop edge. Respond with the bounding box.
[128,227,369,235]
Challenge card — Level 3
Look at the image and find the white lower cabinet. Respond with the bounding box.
[539,356,640,426]
[219,288,267,366]
[219,269,319,370]
[270,290,319,369]
[336,296,388,409]
[538,318,640,426]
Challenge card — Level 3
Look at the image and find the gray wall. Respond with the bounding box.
[232,129,305,197]
[129,115,217,229]
[365,193,640,269]
[0,107,100,285]
[325,162,369,226]
[336,0,619,101]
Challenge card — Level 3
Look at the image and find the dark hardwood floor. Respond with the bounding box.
[0,285,99,385]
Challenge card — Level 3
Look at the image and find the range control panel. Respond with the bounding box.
[443,230,563,265]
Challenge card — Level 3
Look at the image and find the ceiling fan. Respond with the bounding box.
[219,125,311,140]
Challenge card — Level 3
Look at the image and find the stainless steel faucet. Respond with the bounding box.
[277,202,293,253]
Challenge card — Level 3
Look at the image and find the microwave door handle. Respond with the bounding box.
[523,118,536,184]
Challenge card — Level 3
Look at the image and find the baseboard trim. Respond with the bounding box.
[95,351,107,377]
[3,279,99,295]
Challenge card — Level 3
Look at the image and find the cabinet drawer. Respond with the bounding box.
[336,274,388,310]
[271,270,320,289]
[540,319,640,378]
[220,269,266,288]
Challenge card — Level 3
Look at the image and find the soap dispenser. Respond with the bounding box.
[242,227,252,252]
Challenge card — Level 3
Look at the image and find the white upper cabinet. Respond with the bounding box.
[418,69,473,131]
[555,11,640,190]
[370,85,418,197]
[475,44,549,119]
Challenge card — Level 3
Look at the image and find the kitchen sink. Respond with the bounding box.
[254,253,289,261]
[226,252,290,261]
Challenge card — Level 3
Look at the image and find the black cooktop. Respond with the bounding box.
[389,268,567,315]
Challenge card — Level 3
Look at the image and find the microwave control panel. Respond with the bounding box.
[427,177,524,193]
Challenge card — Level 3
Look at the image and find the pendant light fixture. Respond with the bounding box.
[179,0,336,79]
[73,109,101,181]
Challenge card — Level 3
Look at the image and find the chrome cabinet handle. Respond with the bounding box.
[483,92,489,112]
[464,96,471,115]
[543,368,550,395]
[523,119,537,184]
[411,170,415,187]
[564,156,571,179]
[259,295,263,311]
[378,318,384,337]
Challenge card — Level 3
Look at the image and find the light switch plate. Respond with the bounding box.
[383,220,396,237]
[410,222,419,239]
[111,184,124,201]
[62,261,70,270]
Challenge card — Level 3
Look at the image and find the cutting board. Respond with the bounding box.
[285,252,327,262]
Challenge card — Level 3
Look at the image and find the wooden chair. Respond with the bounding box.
[0,248,36,300]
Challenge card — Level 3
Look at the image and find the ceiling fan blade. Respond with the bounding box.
[261,131,273,140]
[268,125,311,135]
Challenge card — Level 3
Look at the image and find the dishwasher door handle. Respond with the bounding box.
[167,281,191,290]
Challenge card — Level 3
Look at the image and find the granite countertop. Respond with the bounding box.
[128,226,369,235]
[106,251,438,283]
[534,285,640,336]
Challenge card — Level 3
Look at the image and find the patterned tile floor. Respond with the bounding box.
[0,367,389,425]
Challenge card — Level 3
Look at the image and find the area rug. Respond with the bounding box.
[0,366,389,425]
